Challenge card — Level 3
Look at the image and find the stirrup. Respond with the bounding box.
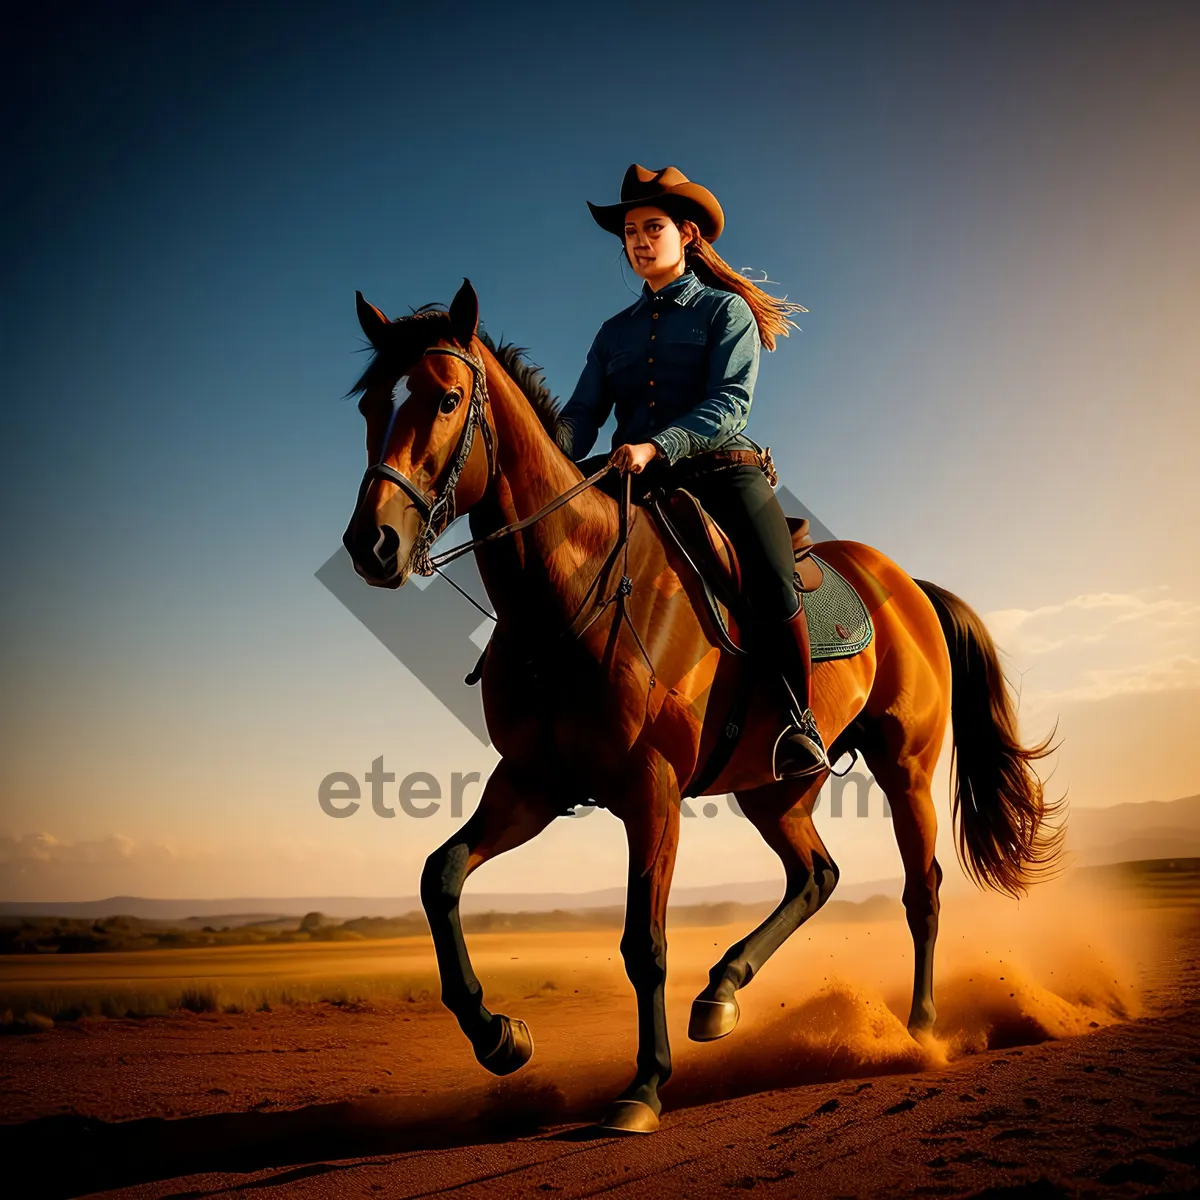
[772,709,831,781]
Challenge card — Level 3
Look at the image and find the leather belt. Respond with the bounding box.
[658,446,779,489]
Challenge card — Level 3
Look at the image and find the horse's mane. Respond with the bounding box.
[345,303,562,438]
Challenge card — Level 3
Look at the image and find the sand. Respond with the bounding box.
[0,875,1196,1198]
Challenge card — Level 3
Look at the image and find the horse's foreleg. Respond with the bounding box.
[600,748,681,1134]
[690,776,839,1041]
[420,758,560,1074]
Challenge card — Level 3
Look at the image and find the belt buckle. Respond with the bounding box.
[759,446,779,488]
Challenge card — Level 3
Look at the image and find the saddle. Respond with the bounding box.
[463,448,825,688]
[640,461,868,798]
[643,482,823,658]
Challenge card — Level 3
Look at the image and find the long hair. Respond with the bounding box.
[628,204,807,352]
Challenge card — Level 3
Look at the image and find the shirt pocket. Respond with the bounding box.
[657,320,708,365]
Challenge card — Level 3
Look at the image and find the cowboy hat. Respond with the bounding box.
[587,164,725,243]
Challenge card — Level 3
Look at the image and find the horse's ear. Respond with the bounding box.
[448,278,479,349]
[356,291,390,348]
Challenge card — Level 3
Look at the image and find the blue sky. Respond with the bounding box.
[2,1,1197,899]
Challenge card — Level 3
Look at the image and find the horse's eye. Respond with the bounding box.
[440,391,462,414]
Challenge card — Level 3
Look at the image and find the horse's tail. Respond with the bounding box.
[915,578,1067,899]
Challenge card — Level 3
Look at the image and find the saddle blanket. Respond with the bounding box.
[803,554,874,661]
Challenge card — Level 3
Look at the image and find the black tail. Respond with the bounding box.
[915,579,1067,899]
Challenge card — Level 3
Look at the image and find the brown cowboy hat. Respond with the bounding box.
[587,164,725,243]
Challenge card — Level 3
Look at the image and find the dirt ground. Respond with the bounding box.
[0,878,1196,1199]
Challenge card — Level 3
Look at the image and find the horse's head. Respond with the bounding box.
[342,279,495,588]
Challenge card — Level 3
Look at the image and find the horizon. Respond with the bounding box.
[4,788,1197,906]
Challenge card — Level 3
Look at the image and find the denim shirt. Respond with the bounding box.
[554,269,764,467]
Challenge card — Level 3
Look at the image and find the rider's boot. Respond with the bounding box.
[769,598,831,780]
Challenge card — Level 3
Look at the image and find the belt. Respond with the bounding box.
[659,446,779,489]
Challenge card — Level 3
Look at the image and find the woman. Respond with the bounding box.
[555,163,830,779]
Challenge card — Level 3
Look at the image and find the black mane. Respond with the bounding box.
[345,303,561,437]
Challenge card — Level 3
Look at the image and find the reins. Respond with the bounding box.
[425,461,615,572]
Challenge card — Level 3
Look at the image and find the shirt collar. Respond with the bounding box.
[632,269,703,312]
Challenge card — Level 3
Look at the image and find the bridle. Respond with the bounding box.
[352,339,655,689]
[352,344,497,577]
[355,339,625,580]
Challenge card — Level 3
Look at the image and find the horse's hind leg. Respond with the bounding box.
[420,758,560,1074]
[864,742,943,1036]
[689,775,839,1041]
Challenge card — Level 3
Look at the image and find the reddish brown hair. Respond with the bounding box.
[625,204,807,351]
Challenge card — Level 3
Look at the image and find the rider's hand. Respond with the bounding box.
[609,441,662,474]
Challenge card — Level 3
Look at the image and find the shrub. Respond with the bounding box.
[179,985,220,1014]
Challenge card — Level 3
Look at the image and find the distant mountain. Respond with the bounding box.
[1066,793,1200,866]
[3,795,1196,921]
[1072,857,1200,909]
[0,876,904,922]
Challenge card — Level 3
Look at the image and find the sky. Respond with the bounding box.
[1,1,1198,902]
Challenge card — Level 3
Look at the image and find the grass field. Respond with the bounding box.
[1,859,1195,1032]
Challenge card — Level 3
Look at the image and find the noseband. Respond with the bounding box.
[354,344,496,577]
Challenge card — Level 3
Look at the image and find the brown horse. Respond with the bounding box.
[341,279,1064,1134]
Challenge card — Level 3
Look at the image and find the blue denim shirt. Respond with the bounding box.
[554,269,764,467]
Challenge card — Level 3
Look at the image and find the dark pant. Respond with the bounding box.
[577,454,800,625]
[685,465,800,623]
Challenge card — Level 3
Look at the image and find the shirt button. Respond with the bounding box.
[650,333,656,340]
[647,357,654,363]
[652,312,659,320]
[648,379,655,386]
[649,400,655,407]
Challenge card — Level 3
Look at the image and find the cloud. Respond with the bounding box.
[0,832,139,866]
[986,590,1200,655]
[982,587,1200,711]
[1034,654,1200,705]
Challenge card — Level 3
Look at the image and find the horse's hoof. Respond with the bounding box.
[689,996,739,1041]
[907,1005,937,1038]
[475,1015,534,1076]
[597,1099,660,1135]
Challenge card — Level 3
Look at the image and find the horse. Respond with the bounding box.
[340,278,1065,1134]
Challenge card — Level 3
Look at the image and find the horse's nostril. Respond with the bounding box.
[373,523,401,565]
